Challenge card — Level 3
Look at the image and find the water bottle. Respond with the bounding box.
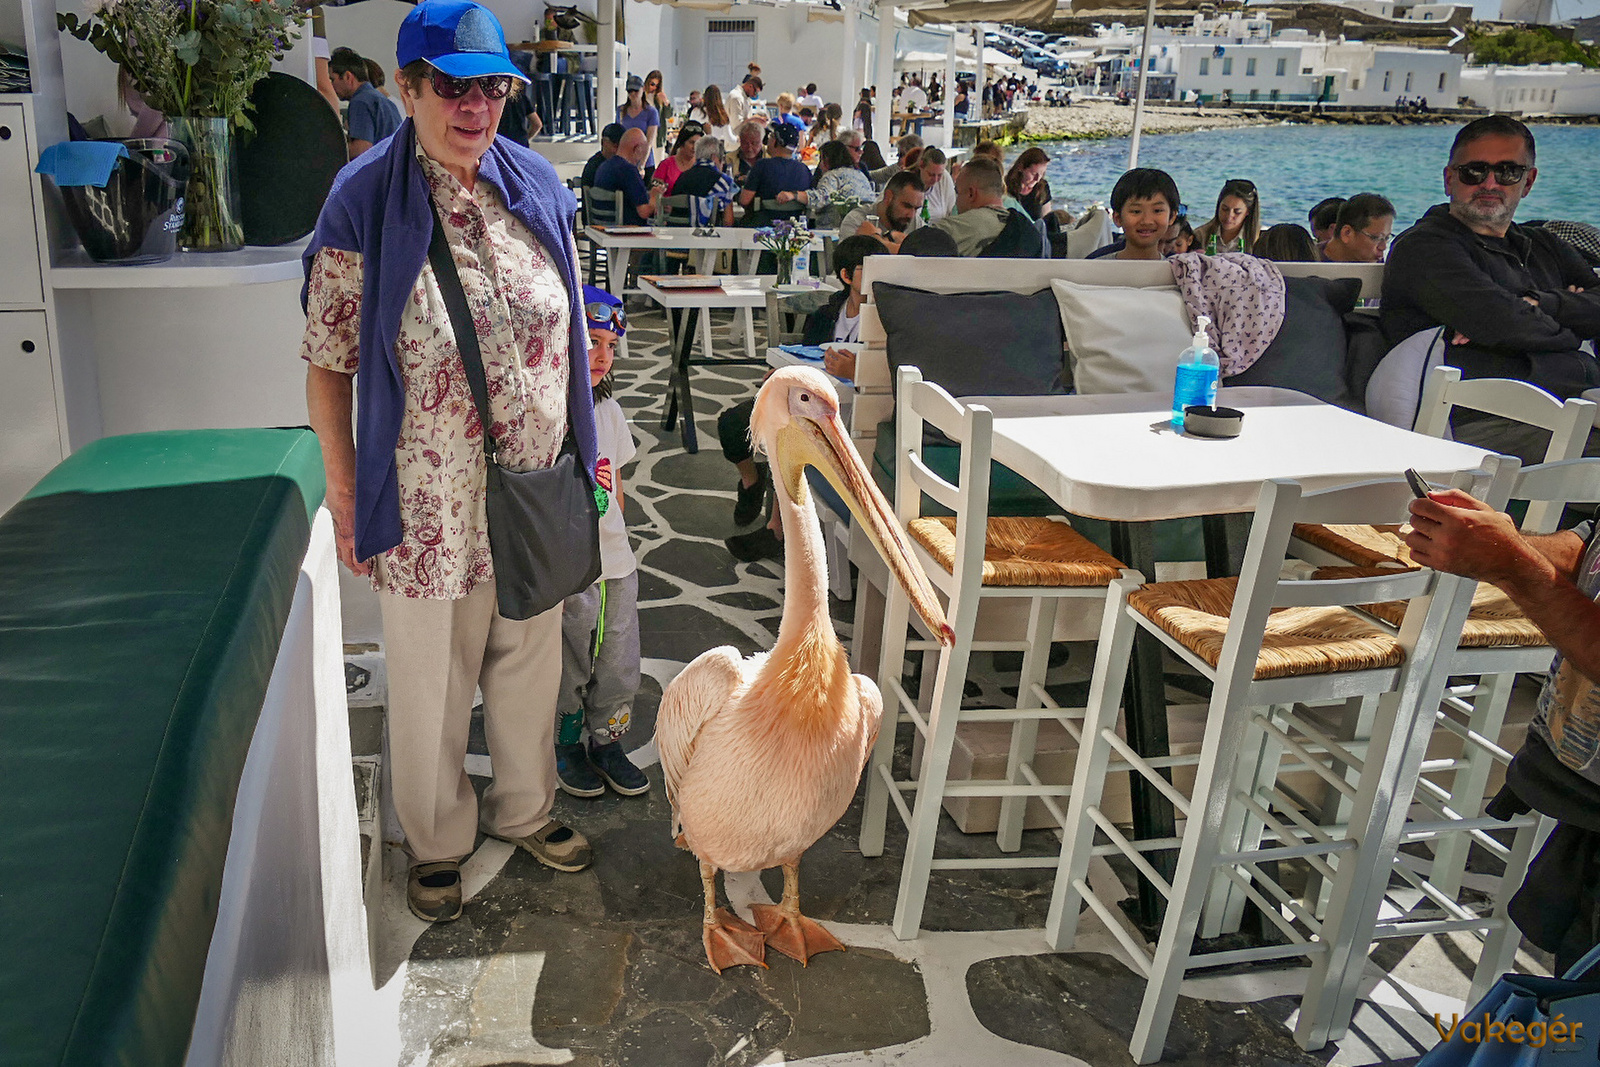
[1171,314,1220,431]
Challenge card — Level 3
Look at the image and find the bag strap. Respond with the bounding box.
[1563,936,1600,981]
[426,201,498,460]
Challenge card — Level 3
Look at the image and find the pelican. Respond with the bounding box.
[658,366,952,973]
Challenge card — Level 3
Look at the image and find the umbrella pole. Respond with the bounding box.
[1127,0,1156,168]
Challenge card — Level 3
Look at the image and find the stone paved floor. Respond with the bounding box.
[348,307,1548,1067]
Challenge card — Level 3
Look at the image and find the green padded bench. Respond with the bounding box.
[0,429,324,1067]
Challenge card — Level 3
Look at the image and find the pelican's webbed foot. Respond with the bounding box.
[704,908,768,974]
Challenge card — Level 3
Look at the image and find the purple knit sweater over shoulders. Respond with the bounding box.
[302,119,596,562]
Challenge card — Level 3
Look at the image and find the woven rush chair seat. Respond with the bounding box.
[907,516,1128,587]
[1127,576,1405,680]
[1293,522,1417,569]
[1314,565,1548,648]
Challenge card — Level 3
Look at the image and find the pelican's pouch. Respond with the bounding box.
[427,204,601,620]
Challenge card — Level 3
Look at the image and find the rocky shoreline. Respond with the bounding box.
[1014,101,1274,141]
[1010,101,1600,142]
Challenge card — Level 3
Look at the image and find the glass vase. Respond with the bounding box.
[775,255,794,286]
[169,116,244,253]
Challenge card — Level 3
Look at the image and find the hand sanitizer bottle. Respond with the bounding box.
[1171,315,1219,431]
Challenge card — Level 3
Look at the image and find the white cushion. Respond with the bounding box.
[1366,327,1446,429]
[1064,205,1114,260]
[1051,279,1192,396]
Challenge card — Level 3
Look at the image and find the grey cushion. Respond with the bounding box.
[1223,276,1362,410]
[872,282,1067,399]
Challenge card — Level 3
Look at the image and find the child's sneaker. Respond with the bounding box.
[589,740,651,796]
[555,742,605,798]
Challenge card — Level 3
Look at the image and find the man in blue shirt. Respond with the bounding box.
[594,128,661,225]
[738,122,810,226]
[328,47,401,159]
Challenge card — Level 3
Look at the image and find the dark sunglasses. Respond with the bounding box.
[429,69,514,101]
[1450,161,1530,186]
[585,301,626,333]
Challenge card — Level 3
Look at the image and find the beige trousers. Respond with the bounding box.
[380,580,561,863]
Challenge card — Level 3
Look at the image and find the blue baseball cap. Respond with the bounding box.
[582,285,626,337]
[397,0,529,83]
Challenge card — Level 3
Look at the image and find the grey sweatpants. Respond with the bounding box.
[556,569,641,745]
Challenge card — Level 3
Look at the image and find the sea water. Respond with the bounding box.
[1012,123,1600,231]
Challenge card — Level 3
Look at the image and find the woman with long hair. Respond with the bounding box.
[617,74,660,168]
[1193,178,1261,254]
[853,88,873,141]
[697,84,733,147]
[1003,146,1052,220]
[643,69,671,154]
[859,139,888,172]
[808,101,843,147]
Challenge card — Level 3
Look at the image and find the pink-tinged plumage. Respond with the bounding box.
[656,367,950,973]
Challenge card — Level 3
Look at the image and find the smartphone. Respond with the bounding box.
[1404,468,1433,499]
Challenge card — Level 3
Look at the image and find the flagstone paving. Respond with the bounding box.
[350,307,1542,1067]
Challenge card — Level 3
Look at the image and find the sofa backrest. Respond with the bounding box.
[851,256,1385,449]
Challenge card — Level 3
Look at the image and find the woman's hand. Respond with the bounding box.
[327,482,373,577]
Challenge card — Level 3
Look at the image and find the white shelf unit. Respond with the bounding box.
[0,0,84,513]
[52,239,311,288]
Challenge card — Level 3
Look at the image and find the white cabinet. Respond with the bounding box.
[0,102,45,309]
[0,311,61,509]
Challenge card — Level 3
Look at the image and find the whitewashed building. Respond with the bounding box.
[1166,38,1463,105]
[1460,63,1600,115]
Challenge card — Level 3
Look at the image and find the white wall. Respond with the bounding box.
[1461,64,1600,114]
[1324,44,1461,104]
[1174,42,1318,101]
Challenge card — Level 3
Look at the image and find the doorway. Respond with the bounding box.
[707,20,756,91]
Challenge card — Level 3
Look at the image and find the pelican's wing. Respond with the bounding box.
[852,673,885,775]
[658,646,750,812]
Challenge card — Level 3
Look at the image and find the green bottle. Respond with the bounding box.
[921,201,931,224]
[1206,232,1219,255]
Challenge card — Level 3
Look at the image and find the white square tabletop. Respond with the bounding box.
[973,386,1494,523]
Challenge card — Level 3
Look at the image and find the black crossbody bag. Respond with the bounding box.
[426,204,601,620]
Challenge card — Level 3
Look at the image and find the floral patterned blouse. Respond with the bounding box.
[300,144,572,600]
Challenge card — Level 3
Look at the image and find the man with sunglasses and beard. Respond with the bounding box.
[1383,115,1600,461]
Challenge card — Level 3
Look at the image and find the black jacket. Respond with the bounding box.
[1382,203,1600,399]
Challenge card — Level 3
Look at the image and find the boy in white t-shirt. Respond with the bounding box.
[555,288,649,798]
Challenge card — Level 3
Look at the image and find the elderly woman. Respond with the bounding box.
[301,0,597,924]
[809,140,873,229]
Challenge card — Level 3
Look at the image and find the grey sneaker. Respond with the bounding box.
[407,860,462,922]
[490,820,592,872]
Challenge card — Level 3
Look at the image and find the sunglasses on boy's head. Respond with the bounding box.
[1450,161,1530,187]
[585,301,626,333]
[428,69,514,100]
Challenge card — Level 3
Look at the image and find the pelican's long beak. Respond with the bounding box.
[796,411,954,647]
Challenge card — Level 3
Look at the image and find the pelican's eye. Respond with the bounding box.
[799,392,811,403]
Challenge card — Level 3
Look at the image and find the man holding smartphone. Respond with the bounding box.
[1405,485,1600,972]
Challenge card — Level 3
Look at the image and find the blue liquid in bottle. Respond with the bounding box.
[1171,315,1220,430]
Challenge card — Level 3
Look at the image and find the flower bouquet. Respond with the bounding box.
[753,217,812,285]
[61,0,308,251]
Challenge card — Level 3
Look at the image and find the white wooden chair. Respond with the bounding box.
[1292,368,1594,898]
[1293,457,1600,1049]
[859,367,1142,939]
[1047,458,1534,1063]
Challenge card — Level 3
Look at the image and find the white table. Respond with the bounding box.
[639,275,779,453]
[584,225,837,297]
[980,387,1492,522]
[972,385,1492,922]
